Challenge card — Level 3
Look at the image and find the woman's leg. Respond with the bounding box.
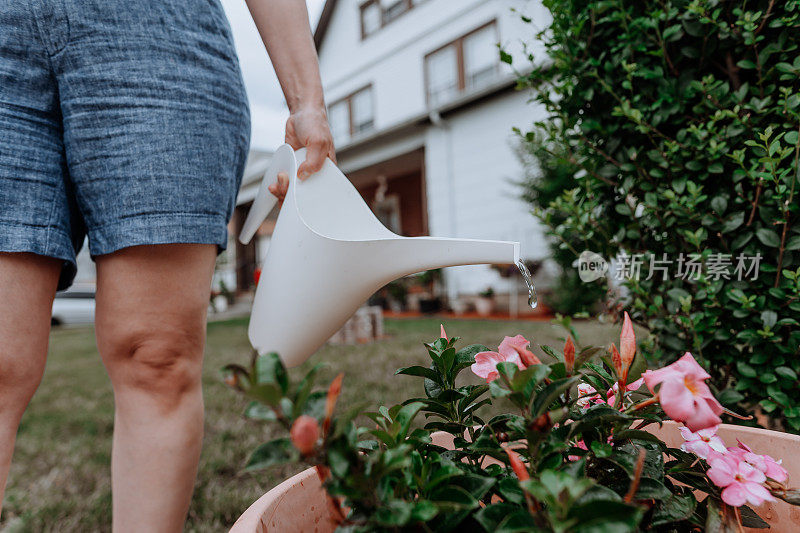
[94,244,216,533]
[0,253,61,516]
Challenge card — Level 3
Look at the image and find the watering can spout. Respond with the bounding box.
[375,237,520,283]
[242,145,527,368]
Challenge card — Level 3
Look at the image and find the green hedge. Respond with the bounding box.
[516,1,800,428]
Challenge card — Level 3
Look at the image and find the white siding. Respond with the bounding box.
[424,89,549,297]
[318,0,550,131]
[318,0,552,298]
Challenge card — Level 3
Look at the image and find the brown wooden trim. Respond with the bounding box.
[328,84,374,137]
[359,0,380,40]
[424,19,498,105]
[359,0,419,41]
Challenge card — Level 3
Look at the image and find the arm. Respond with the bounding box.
[244,0,336,199]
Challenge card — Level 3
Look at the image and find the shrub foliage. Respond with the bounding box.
[517,1,800,428]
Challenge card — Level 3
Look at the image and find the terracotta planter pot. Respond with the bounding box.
[649,421,800,533]
[230,424,800,532]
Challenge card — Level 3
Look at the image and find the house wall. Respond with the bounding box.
[318,0,550,131]
[317,0,553,302]
[424,88,549,298]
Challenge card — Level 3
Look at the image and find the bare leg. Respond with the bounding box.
[0,253,61,517]
[94,244,216,533]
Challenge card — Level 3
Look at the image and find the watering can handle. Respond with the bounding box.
[238,169,279,245]
[239,143,298,245]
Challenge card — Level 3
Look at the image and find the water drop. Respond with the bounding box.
[516,259,538,309]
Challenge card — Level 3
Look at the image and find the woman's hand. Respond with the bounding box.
[285,105,336,179]
[268,107,336,205]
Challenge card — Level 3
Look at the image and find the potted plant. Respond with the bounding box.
[475,287,495,316]
[225,316,800,532]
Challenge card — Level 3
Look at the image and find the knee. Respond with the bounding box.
[0,355,45,414]
[104,327,204,407]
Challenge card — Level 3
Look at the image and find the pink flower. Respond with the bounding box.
[576,383,602,408]
[440,324,447,339]
[472,350,524,382]
[471,335,538,382]
[707,455,774,507]
[642,352,723,432]
[606,377,644,407]
[732,441,789,483]
[679,426,726,459]
[619,312,636,383]
[568,439,589,461]
[499,335,541,367]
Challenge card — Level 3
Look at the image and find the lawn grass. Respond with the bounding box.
[1,316,617,532]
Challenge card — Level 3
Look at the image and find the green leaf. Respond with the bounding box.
[243,401,277,421]
[739,504,770,529]
[245,438,295,471]
[716,389,744,405]
[737,361,757,378]
[254,353,288,393]
[569,500,644,531]
[531,376,581,417]
[454,344,490,371]
[650,493,696,527]
[374,500,413,526]
[721,212,744,232]
[756,228,781,247]
[633,477,671,499]
[410,500,438,522]
[430,485,480,511]
[293,363,324,418]
[393,401,424,439]
[474,503,522,531]
[590,441,612,458]
[706,498,739,533]
[396,365,439,381]
[786,235,800,251]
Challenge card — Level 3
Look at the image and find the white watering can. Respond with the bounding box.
[239,144,530,368]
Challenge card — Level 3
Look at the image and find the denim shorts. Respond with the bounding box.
[0,0,251,289]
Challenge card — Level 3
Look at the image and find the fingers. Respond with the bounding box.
[267,172,290,207]
[297,138,332,180]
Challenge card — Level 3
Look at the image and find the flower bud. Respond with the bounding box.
[290,415,320,456]
[529,412,553,433]
[564,335,575,374]
[503,448,530,481]
[619,312,636,383]
[611,343,623,381]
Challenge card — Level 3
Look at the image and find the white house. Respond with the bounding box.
[314,0,550,309]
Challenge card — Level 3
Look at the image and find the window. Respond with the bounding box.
[327,86,375,146]
[350,89,374,134]
[426,46,459,107]
[359,0,417,39]
[382,0,409,24]
[360,1,382,38]
[328,100,351,145]
[425,22,499,106]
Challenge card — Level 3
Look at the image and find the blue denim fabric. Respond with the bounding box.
[0,0,250,289]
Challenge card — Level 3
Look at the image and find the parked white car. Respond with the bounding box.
[51,288,96,326]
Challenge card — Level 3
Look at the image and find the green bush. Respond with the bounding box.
[517,138,607,315]
[515,1,800,428]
